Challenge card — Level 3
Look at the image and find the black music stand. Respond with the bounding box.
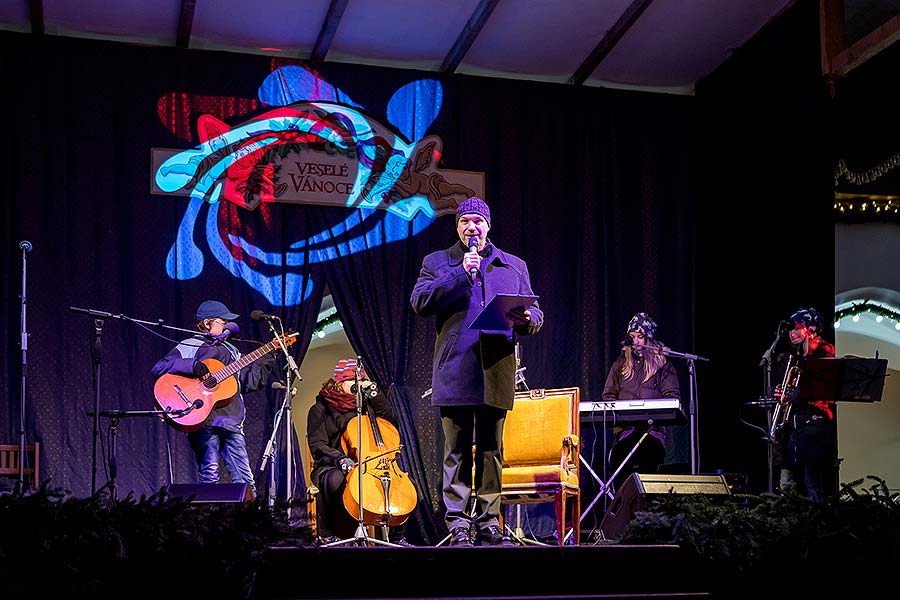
[798,357,887,403]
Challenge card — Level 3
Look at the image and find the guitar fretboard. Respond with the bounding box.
[213,334,297,382]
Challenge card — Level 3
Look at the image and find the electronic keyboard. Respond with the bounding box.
[578,398,686,425]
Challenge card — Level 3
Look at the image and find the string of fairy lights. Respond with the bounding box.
[834,301,900,331]
[834,195,900,217]
[834,153,900,219]
[311,309,342,339]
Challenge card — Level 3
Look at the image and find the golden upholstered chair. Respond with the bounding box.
[501,387,580,545]
[0,442,40,491]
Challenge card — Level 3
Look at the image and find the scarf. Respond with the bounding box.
[320,388,357,413]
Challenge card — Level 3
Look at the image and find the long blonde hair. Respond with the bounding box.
[621,341,667,383]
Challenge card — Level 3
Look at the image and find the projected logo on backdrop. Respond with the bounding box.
[151,65,482,306]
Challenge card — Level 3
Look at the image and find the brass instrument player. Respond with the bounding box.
[771,307,836,502]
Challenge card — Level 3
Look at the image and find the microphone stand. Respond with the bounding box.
[90,318,103,496]
[85,408,172,506]
[324,356,399,547]
[758,326,785,493]
[16,240,32,495]
[258,317,302,520]
[68,306,199,336]
[649,345,710,475]
[68,306,201,496]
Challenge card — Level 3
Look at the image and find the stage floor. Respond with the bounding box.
[252,542,711,599]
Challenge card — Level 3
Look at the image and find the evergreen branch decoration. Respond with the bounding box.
[311,311,342,338]
[835,300,900,325]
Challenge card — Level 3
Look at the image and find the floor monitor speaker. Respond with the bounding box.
[165,483,254,503]
[599,473,731,540]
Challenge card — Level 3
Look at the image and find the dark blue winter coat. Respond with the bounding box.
[410,240,542,410]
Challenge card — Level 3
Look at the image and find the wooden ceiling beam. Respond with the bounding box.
[176,0,197,49]
[829,11,900,78]
[569,0,654,86]
[312,0,349,63]
[440,0,500,74]
[819,0,844,78]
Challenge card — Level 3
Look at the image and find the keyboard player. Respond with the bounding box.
[602,312,681,494]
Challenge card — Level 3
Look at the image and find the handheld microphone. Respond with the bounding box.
[778,319,794,333]
[468,236,479,281]
[19,240,32,253]
[250,309,277,321]
[620,336,633,347]
[214,322,240,343]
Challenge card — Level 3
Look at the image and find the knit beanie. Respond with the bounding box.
[456,196,491,226]
[333,358,367,383]
[627,312,657,339]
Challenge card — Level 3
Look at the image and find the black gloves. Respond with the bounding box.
[193,360,210,379]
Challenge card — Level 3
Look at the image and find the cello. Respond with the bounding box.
[340,389,418,528]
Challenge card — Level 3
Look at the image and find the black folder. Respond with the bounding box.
[798,357,887,403]
[469,293,539,330]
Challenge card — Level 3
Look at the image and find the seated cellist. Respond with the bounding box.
[306,358,414,546]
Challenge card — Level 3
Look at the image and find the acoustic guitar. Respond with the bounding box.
[153,332,298,432]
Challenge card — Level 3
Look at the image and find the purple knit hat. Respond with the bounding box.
[456,196,491,226]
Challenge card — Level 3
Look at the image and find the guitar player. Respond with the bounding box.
[151,300,276,498]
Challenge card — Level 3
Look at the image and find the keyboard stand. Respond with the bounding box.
[579,422,655,525]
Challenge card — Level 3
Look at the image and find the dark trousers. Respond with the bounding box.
[440,405,506,531]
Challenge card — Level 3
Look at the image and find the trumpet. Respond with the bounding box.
[770,355,801,438]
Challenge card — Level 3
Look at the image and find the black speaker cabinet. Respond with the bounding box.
[599,473,731,540]
[165,483,254,504]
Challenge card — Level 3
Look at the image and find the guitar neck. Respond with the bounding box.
[213,338,280,383]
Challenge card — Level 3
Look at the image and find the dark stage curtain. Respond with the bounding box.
[0,32,695,538]
[312,206,446,541]
[1,9,836,540]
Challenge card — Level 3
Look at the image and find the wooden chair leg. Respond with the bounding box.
[573,491,580,544]
[555,494,565,545]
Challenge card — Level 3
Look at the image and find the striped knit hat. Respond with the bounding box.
[333,358,367,383]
